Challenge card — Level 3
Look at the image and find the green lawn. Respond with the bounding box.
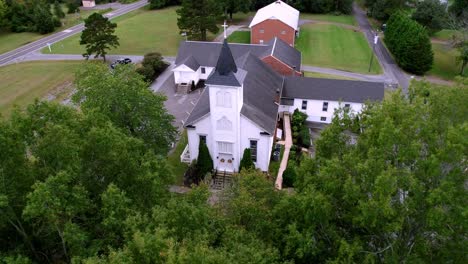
[228,31,250,44]
[297,24,382,74]
[432,29,463,41]
[299,13,357,26]
[42,6,212,56]
[0,61,82,116]
[304,71,357,80]
[167,130,189,185]
[0,8,111,55]
[428,43,466,80]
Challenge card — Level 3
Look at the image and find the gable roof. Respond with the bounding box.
[179,55,199,71]
[185,47,283,134]
[249,0,299,31]
[174,38,301,73]
[267,37,301,70]
[282,77,385,103]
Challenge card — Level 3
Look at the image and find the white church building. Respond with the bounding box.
[178,40,384,173]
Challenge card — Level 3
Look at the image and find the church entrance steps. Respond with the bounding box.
[211,170,234,190]
[180,144,191,164]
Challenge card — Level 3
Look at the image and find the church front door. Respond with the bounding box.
[218,153,234,172]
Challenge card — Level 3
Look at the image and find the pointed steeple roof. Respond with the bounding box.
[215,39,237,75]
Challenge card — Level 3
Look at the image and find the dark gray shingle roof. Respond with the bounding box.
[282,77,385,103]
[185,89,210,126]
[180,56,200,71]
[269,37,301,71]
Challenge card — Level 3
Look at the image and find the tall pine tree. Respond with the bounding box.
[176,0,222,41]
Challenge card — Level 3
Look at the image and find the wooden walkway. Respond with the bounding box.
[275,113,292,190]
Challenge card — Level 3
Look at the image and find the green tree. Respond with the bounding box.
[23,171,90,262]
[239,148,255,171]
[0,0,7,28]
[288,80,468,262]
[385,11,434,74]
[220,0,251,20]
[456,42,468,75]
[80,13,119,61]
[176,0,221,41]
[449,0,468,18]
[136,52,169,82]
[53,1,65,19]
[74,63,177,155]
[412,0,448,34]
[196,141,213,179]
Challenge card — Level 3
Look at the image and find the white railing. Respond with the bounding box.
[180,144,191,164]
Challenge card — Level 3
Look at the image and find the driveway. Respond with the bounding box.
[150,64,203,131]
[353,3,410,93]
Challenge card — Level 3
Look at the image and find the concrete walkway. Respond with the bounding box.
[301,65,392,83]
[214,25,244,42]
[275,113,292,190]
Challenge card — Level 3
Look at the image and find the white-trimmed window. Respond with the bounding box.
[301,100,307,110]
[320,117,327,121]
[201,67,206,74]
[344,103,351,111]
[250,140,258,162]
[216,91,232,108]
[259,39,264,44]
[281,30,286,35]
[259,29,265,33]
[322,102,329,112]
[217,141,233,154]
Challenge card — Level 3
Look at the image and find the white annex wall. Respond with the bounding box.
[290,99,363,123]
[187,115,212,163]
[173,65,214,85]
[240,116,274,172]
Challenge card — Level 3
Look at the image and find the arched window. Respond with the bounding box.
[216,91,232,108]
[216,116,232,131]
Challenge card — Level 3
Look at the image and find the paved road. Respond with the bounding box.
[0,0,149,67]
[353,3,410,92]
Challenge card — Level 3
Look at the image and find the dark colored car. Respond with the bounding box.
[110,58,132,69]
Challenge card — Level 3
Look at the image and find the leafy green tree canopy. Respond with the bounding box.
[176,0,222,41]
[80,13,119,61]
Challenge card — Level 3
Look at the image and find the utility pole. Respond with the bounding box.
[368,33,379,73]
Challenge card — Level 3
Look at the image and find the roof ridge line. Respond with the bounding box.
[271,37,277,56]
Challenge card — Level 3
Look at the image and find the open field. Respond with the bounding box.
[42,6,219,56]
[0,61,82,116]
[433,29,463,42]
[0,8,111,55]
[297,24,382,74]
[228,31,250,44]
[303,71,357,80]
[300,13,357,26]
[428,43,467,80]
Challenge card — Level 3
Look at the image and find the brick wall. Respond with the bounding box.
[251,19,295,46]
[262,56,301,76]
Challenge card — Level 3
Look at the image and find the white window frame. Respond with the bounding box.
[216,91,232,108]
[217,141,233,154]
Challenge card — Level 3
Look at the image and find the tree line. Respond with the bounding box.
[1,58,466,262]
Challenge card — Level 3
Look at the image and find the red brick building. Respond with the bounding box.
[249,0,299,47]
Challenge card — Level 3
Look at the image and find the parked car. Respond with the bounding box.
[110,58,132,69]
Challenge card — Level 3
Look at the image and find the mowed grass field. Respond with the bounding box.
[0,61,81,116]
[297,24,382,74]
[429,43,467,80]
[303,71,357,80]
[42,6,205,56]
[0,8,111,55]
[228,31,250,44]
[300,13,357,26]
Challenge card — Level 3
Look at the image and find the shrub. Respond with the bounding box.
[282,165,297,188]
[67,2,80,14]
[54,1,65,19]
[299,126,311,148]
[137,52,169,82]
[239,148,255,172]
[196,142,213,180]
[385,12,434,75]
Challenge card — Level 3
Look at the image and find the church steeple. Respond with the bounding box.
[215,39,238,75]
